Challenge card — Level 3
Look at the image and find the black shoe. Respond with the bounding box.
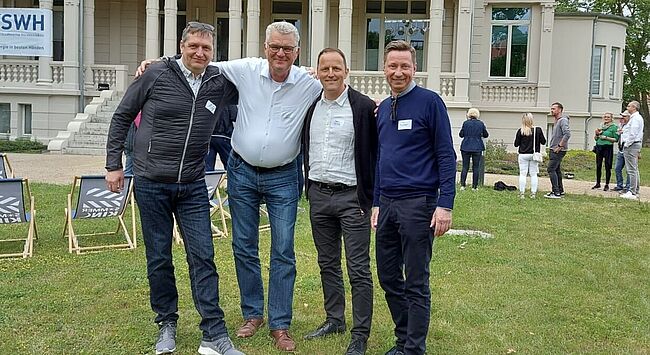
[385,346,405,355]
[613,186,624,191]
[591,184,601,189]
[345,338,367,355]
[303,320,346,340]
[603,185,609,191]
[559,191,566,196]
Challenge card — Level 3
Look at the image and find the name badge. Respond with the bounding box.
[397,119,412,130]
[332,118,344,127]
[205,100,216,114]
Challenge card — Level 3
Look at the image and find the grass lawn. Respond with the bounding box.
[1,183,649,354]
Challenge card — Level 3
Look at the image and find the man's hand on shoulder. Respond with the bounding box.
[430,207,452,237]
[135,58,160,78]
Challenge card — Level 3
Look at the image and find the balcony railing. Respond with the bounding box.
[0,60,128,92]
[348,71,429,98]
[480,82,537,105]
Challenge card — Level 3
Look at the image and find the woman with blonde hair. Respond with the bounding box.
[459,108,489,190]
[514,113,546,198]
[592,112,619,191]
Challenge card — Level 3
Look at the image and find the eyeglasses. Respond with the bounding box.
[390,96,398,122]
[266,44,298,54]
[185,21,215,32]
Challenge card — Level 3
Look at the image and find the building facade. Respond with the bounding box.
[0,0,628,152]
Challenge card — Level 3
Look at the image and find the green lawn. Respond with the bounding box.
[1,183,649,354]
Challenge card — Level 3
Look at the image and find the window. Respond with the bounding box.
[591,46,604,96]
[215,0,228,12]
[215,17,229,61]
[608,48,618,96]
[490,8,530,78]
[0,104,10,135]
[20,104,32,136]
[272,1,302,14]
[365,1,429,70]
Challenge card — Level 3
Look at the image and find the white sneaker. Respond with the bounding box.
[460,186,466,191]
[519,193,525,199]
[620,191,639,200]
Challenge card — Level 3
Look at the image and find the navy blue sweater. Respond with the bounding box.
[459,118,489,152]
[373,86,457,209]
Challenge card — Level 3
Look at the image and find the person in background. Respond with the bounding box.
[620,100,645,200]
[123,112,141,175]
[544,102,571,199]
[592,112,619,191]
[205,105,237,170]
[458,108,489,191]
[613,111,630,193]
[513,113,546,198]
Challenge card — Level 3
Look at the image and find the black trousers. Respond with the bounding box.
[595,144,614,185]
[376,195,437,355]
[307,182,373,340]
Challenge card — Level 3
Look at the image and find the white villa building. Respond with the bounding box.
[0,0,628,154]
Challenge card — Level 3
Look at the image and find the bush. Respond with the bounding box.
[483,140,521,174]
[0,139,47,153]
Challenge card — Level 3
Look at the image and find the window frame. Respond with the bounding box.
[488,7,531,80]
[590,45,604,97]
[609,47,619,98]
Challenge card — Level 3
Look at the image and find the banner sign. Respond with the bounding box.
[0,8,52,57]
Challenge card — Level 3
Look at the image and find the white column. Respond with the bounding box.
[246,0,260,57]
[37,0,53,85]
[338,0,352,63]
[310,0,327,67]
[83,0,95,89]
[146,0,160,58]
[537,2,555,107]
[453,0,472,102]
[426,0,443,92]
[63,0,80,89]
[228,0,242,59]
[164,0,177,55]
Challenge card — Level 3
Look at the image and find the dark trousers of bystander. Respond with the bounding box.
[547,150,567,195]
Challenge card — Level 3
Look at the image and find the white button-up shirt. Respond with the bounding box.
[213,58,321,167]
[308,87,357,185]
[176,58,203,96]
[622,111,645,147]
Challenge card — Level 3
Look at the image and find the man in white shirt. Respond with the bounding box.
[620,100,645,200]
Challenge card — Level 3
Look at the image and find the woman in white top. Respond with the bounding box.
[513,113,546,198]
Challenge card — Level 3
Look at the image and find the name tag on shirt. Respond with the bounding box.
[205,100,216,114]
[398,119,412,130]
[332,118,344,127]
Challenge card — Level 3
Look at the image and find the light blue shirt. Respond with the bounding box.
[176,58,203,96]
[212,58,322,167]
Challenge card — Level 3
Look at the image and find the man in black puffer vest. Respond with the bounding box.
[105,22,243,355]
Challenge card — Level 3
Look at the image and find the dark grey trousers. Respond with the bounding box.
[307,183,373,340]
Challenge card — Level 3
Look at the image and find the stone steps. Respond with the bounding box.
[63,147,107,156]
[62,92,123,155]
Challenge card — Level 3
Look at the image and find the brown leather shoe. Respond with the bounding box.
[235,318,265,338]
[270,329,296,351]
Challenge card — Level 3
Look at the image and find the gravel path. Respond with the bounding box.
[4,152,648,202]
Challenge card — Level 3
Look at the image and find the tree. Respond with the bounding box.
[557,0,650,144]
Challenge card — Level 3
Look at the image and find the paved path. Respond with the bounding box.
[4,152,648,202]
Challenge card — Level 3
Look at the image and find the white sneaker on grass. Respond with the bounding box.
[620,191,639,200]
[198,336,245,355]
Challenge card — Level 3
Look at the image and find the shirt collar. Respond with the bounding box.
[260,60,297,85]
[176,58,204,80]
[320,85,349,106]
[392,80,416,98]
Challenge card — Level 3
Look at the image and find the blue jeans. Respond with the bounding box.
[227,152,299,330]
[460,151,482,188]
[134,176,227,341]
[614,151,629,189]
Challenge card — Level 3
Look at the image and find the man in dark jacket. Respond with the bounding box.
[301,48,377,355]
[105,22,243,355]
[205,105,237,170]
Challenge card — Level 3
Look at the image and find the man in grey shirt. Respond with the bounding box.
[545,102,571,199]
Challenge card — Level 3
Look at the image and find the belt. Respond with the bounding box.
[232,151,293,172]
[310,180,355,192]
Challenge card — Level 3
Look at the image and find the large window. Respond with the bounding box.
[609,47,618,97]
[490,8,530,78]
[365,1,428,70]
[591,46,604,96]
[20,104,32,136]
[0,104,10,135]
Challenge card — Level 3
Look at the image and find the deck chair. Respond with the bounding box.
[173,170,229,244]
[64,175,136,254]
[212,176,270,234]
[0,178,36,258]
[0,153,15,179]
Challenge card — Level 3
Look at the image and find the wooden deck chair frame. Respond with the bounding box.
[212,176,270,234]
[0,153,15,179]
[173,170,229,244]
[64,175,136,254]
[0,178,36,258]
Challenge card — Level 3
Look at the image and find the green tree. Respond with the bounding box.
[557,0,650,144]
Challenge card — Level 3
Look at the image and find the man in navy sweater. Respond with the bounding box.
[370,40,456,355]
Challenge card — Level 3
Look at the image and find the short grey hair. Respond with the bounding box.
[265,22,300,46]
[181,21,215,43]
[629,100,641,111]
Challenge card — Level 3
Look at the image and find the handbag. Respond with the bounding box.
[532,126,543,163]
